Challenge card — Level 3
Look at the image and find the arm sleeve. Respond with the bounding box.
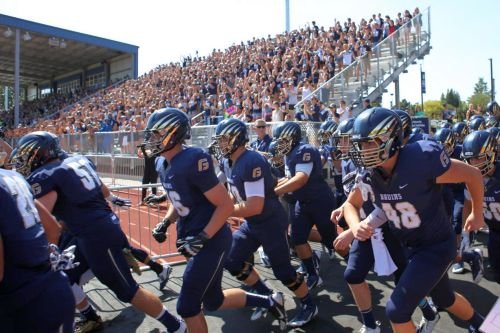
[244,178,265,198]
[295,162,313,176]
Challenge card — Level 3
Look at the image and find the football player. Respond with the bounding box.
[213,118,317,328]
[273,121,337,290]
[11,131,185,333]
[462,130,499,284]
[346,107,485,333]
[0,168,74,333]
[141,108,286,333]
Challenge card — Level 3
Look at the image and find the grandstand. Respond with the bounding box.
[2,8,430,141]
[0,13,138,127]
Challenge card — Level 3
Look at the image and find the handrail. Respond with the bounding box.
[294,6,430,113]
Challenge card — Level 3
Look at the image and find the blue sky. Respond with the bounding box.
[2,0,498,106]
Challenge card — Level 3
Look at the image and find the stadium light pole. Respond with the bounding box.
[285,0,290,32]
[489,58,495,102]
[420,64,425,113]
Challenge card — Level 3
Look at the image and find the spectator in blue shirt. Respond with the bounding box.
[249,119,272,153]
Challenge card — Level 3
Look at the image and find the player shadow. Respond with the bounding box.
[446,278,498,329]
[102,306,146,332]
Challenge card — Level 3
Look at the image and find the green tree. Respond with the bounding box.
[468,77,491,113]
[400,98,412,112]
[467,93,490,113]
[423,100,444,119]
[473,77,489,95]
[444,89,461,108]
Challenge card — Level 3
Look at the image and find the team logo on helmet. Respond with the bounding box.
[212,119,248,158]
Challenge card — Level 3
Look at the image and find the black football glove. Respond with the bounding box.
[176,232,209,258]
[144,193,167,205]
[152,218,172,243]
[110,195,132,208]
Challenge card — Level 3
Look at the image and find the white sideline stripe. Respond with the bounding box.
[201,251,226,299]
[107,248,131,287]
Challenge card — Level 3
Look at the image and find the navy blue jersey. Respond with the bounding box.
[0,169,51,304]
[465,162,500,232]
[27,155,112,236]
[450,145,465,202]
[370,140,453,246]
[319,144,336,171]
[157,147,220,238]
[249,134,272,152]
[227,150,283,224]
[407,132,431,144]
[285,143,332,201]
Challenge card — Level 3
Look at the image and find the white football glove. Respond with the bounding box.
[49,244,80,271]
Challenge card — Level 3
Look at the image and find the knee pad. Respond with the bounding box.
[386,298,412,324]
[71,283,87,305]
[432,290,455,310]
[203,295,224,312]
[283,273,304,292]
[177,296,202,318]
[344,267,366,285]
[228,261,253,282]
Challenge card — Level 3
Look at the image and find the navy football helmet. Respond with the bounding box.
[411,127,423,135]
[11,131,63,177]
[484,115,498,128]
[213,118,248,158]
[451,121,468,143]
[268,140,284,168]
[441,122,452,129]
[487,101,499,117]
[272,121,302,156]
[434,128,456,156]
[141,108,191,157]
[394,110,412,142]
[318,120,338,145]
[461,130,497,175]
[351,108,403,168]
[469,116,486,131]
[332,117,355,159]
[486,127,500,155]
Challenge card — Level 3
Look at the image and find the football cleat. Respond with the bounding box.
[470,249,484,284]
[288,303,318,328]
[250,307,268,321]
[168,318,187,333]
[451,262,464,274]
[74,317,104,333]
[359,324,381,333]
[268,292,287,330]
[416,313,440,333]
[258,247,271,268]
[306,274,323,290]
[313,250,321,274]
[159,263,173,290]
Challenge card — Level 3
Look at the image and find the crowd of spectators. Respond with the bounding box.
[3,7,423,139]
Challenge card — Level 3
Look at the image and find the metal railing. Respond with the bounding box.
[295,7,431,115]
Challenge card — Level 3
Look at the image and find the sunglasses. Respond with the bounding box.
[256,126,266,129]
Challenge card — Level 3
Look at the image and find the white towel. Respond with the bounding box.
[371,228,397,276]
